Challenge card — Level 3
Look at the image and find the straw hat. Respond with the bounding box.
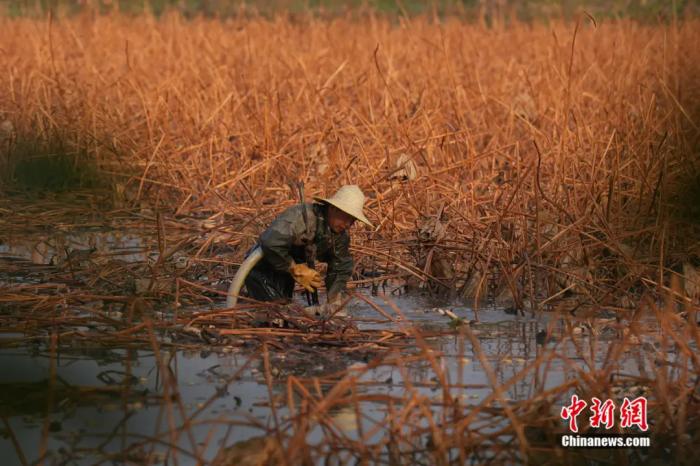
[314,185,374,228]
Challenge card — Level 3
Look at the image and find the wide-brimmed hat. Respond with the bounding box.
[314,185,374,228]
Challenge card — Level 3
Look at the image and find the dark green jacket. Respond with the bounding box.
[258,203,353,298]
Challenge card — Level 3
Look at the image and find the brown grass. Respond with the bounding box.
[1,10,700,465]
[2,12,699,308]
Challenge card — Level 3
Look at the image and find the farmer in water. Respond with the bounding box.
[244,185,373,310]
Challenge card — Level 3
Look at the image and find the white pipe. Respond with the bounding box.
[226,246,264,307]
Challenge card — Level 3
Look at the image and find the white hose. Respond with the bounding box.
[226,246,264,307]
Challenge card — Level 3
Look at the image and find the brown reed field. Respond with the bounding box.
[1,11,699,303]
[1,8,700,466]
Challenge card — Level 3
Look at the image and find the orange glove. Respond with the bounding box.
[289,262,323,292]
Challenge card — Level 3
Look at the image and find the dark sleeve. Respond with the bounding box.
[259,205,315,273]
[324,232,353,298]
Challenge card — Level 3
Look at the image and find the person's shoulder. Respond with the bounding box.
[270,203,317,232]
[281,203,315,214]
[275,203,304,219]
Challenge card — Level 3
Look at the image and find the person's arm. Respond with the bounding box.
[324,232,353,299]
[259,205,315,273]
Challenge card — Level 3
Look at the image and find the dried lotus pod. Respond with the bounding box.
[390,153,418,181]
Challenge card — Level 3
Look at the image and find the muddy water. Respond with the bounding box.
[0,296,666,465]
[0,232,669,464]
[0,229,149,266]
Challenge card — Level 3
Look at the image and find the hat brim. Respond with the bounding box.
[314,197,374,228]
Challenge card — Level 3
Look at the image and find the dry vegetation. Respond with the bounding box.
[2,11,699,307]
[1,9,700,465]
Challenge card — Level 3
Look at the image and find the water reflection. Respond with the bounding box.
[0,230,149,266]
[0,294,677,464]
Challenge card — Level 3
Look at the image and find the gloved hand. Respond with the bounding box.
[289,262,323,292]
